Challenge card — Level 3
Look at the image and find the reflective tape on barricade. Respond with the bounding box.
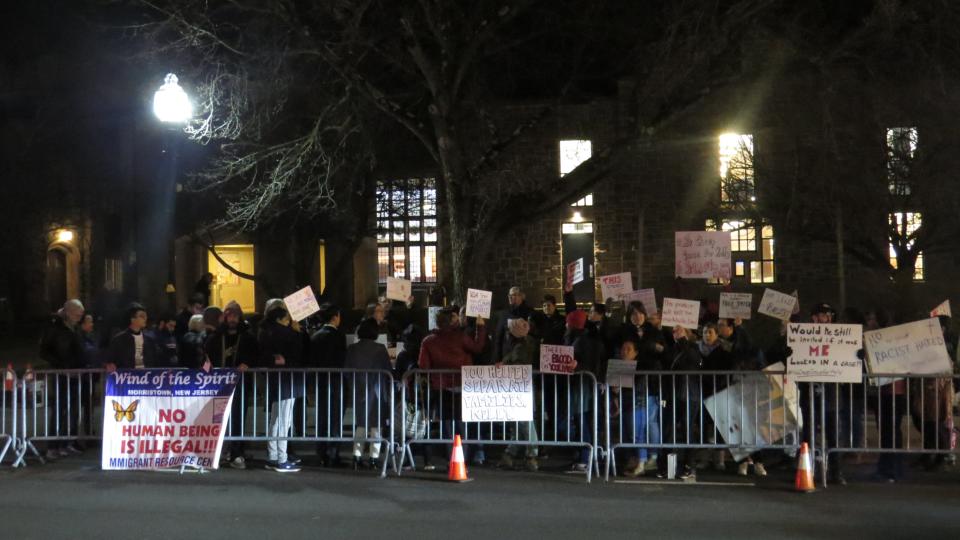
[819,372,958,487]
[1,368,14,466]
[400,369,600,483]
[603,370,803,481]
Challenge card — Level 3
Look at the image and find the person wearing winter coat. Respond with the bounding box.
[257,305,304,473]
[309,303,347,466]
[496,318,541,471]
[344,317,392,470]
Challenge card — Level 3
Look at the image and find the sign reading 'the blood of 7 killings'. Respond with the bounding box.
[539,344,576,374]
[461,365,533,422]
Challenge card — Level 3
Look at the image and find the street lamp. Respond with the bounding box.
[153,73,192,123]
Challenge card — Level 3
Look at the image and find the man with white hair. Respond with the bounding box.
[39,299,86,459]
[492,286,535,363]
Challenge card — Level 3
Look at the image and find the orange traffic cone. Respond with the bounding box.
[448,434,471,482]
[4,363,13,392]
[795,442,815,493]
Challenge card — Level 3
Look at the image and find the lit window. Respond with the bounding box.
[719,133,755,205]
[705,219,774,283]
[889,212,923,281]
[560,140,593,207]
[886,127,917,196]
[562,222,594,234]
[376,178,438,283]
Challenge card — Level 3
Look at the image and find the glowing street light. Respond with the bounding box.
[153,73,192,123]
[56,229,74,243]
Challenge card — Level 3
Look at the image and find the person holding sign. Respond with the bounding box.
[496,318,541,472]
[620,340,663,477]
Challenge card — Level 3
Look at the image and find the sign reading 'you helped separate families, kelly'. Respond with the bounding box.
[786,323,863,383]
[675,231,732,280]
[864,318,953,375]
[461,365,533,422]
[102,369,238,471]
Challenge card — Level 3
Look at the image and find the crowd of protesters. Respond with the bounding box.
[35,276,959,481]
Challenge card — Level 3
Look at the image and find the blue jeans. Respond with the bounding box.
[634,395,661,461]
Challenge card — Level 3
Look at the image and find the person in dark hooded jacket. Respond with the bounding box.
[310,303,347,466]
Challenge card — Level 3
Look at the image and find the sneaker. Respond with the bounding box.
[230,456,247,470]
[423,464,437,472]
[624,463,645,477]
[497,454,515,470]
[287,453,302,465]
[269,460,301,473]
[754,463,767,477]
[643,457,659,472]
[58,448,70,457]
[679,467,696,481]
[570,462,588,473]
[525,457,539,473]
[738,462,749,476]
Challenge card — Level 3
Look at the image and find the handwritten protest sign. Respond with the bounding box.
[461,365,533,422]
[566,258,584,287]
[758,288,797,321]
[465,288,493,318]
[786,323,863,383]
[675,231,732,280]
[428,306,442,331]
[605,359,636,389]
[719,292,752,320]
[539,344,576,374]
[623,289,658,316]
[790,290,801,315]
[661,298,700,329]
[283,285,320,322]
[864,318,952,375]
[599,272,632,302]
[930,300,952,318]
[385,277,412,302]
[102,369,237,470]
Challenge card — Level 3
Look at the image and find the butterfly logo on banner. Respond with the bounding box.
[112,400,140,422]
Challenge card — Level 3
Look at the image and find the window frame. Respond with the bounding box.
[376,177,438,284]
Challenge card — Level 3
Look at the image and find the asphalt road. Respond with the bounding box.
[1,453,958,540]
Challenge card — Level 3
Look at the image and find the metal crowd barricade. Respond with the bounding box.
[604,369,803,481]
[820,372,959,487]
[224,368,398,478]
[399,369,600,483]
[16,368,103,467]
[1,368,14,465]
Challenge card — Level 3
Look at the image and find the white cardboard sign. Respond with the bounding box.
[675,231,732,280]
[786,323,863,383]
[385,277,412,302]
[930,300,952,318]
[599,272,632,302]
[660,298,700,329]
[567,258,584,286]
[282,286,321,322]
[461,365,533,422]
[465,288,493,319]
[606,359,636,389]
[758,288,798,321]
[719,292,752,320]
[864,318,953,375]
[623,289,657,316]
[539,344,576,374]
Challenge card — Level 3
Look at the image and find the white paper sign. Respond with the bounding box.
[758,288,798,321]
[930,300,951,318]
[465,288,493,319]
[864,318,953,375]
[567,258,584,286]
[282,286,321,322]
[606,359,636,388]
[599,272,632,302]
[675,231,732,279]
[623,289,658,316]
[790,290,801,315]
[428,306,442,331]
[719,292,752,320]
[461,365,533,422]
[385,277,412,302]
[786,323,863,383]
[660,298,700,329]
[539,344,576,374]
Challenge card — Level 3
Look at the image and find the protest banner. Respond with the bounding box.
[539,344,576,374]
[283,285,320,322]
[461,365,533,422]
[605,359,636,389]
[675,231,732,280]
[566,258,584,287]
[623,288,658,316]
[930,300,951,318]
[786,323,863,383]
[757,288,797,321]
[704,369,800,462]
[790,290,801,315]
[102,369,238,471]
[660,298,700,329]
[465,288,493,318]
[719,292,752,320]
[864,318,952,375]
[599,272,632,302]
[385,276,412,302]
[428,306,442,330]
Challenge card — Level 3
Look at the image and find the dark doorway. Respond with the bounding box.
[46,248,67,312]
[561,222,595,304]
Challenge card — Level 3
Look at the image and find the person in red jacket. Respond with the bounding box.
[418,307,487,460]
